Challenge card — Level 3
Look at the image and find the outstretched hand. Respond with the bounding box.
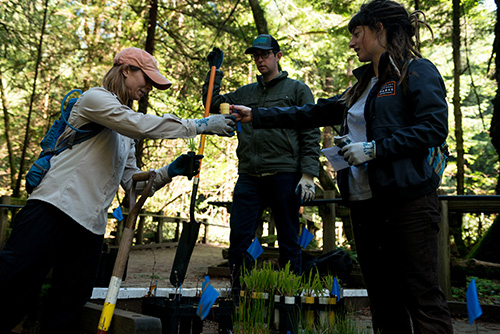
[195,115,236,137]
[230,105,253,123]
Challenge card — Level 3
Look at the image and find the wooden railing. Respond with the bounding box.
[1,194,499,298]
[0,196,223,249]
[211,194,500,299]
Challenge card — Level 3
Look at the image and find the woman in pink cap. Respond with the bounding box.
[0,47,236,333]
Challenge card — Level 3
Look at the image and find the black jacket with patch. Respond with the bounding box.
[251,58,448,200]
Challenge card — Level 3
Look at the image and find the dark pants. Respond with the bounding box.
[0,200,103,333]
[229,173,301,288]
[349,191,453,334]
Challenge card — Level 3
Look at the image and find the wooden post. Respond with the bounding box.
[201,218,208,244]
[116,217,124,245]
[174,212,181,242]
[268,210,276,247]
[156,211,164,244]
[322,190,336,253]
[136,214,145,245]
[439,200,452,300]
[0,196,11,249]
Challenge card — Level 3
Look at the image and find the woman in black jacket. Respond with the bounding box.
[232,0,453,332]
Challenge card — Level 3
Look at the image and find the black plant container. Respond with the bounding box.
[142,295,234,334]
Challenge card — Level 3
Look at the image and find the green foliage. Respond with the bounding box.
[242,261,277,293]
[276,262,302,296]
[0,0,498,251]
[301,268,324,297]
[451,276,500,305]
[462,213,495,248]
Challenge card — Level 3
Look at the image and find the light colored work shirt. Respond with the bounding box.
[346,77,378,201]
[29,87,198,235]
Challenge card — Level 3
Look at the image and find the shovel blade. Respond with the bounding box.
[170,221,201,287]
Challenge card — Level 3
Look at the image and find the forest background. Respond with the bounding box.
[0,0,499,263]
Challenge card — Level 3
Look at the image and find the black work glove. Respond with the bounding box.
[168,152,204,180]
[207,47,224,69]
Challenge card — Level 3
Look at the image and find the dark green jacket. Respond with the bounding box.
[203,70,320,176]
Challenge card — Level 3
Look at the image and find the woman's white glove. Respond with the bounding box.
[195,115,236,137]
[341,141,376,166]
[149,153,203,195]
[134,167,169,197]
[151,165,172,195]
[295,173,315,204]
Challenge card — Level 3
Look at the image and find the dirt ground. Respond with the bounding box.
[117,242,500,334]
[120,242,231,290]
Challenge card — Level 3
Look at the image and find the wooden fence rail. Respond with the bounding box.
[1,194,499,298]
[0,197,218,249]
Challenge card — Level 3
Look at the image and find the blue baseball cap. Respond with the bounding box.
[244,34,280,54]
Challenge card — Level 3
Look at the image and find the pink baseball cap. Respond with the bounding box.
[114,47,172,90]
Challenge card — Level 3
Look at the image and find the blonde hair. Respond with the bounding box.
[102,64,142,107]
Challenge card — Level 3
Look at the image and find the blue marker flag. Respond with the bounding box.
[197,276,219,320]
[332,277,340,300]
[112,206,123,221]
[466,278,482,325]
[247,238,264,261]
[298,227,314,249]
[201,275,209,291]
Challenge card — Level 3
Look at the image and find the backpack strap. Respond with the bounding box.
[55,89,105,153]
[60,89,84,133]
[66,123,104,149]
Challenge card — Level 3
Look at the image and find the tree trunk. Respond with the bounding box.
[449,0,467,256]
[467,215,500,264]
[248,0,268,35]
[468,0,500,266]
[492,0,500,194]
[0,69,15,188]
[453,0,464,195]
[136,0,158,169]
[13,0,49,198]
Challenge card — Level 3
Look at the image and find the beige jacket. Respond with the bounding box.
[29,87,198,235]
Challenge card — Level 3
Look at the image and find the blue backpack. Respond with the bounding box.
[25,89,103,194]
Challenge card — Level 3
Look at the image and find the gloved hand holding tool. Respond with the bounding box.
[208,47,242,133]
[167,151,203,179]
[98,153,203,333]
[170,46,225,287]
[295,173,316,204]
[207,47,224,69]
[98,171,156,334]
[147,153,203,195]
[341,141,376,166]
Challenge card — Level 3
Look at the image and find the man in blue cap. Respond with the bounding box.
[202,34,320,292]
